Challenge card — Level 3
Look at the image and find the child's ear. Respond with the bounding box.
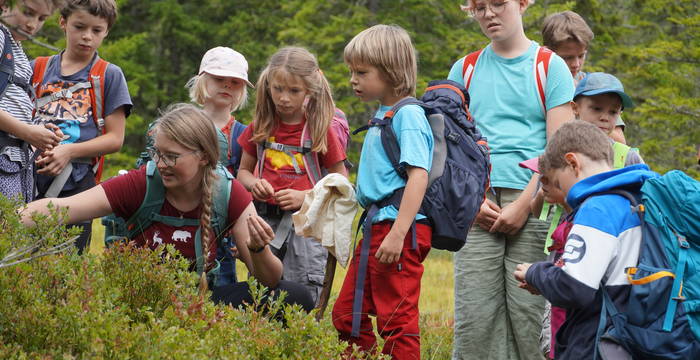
[570,100,580,117]
[564,152,582,177]
[59,16,67,30]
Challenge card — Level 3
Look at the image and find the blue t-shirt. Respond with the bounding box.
[33,52,132,192]
[448,41,574,190]
[356,104,433,223]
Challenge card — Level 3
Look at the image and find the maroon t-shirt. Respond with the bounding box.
[102,167,252,262]
[238,120,346,202]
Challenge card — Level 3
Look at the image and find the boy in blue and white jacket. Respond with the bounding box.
[514,121,658,359]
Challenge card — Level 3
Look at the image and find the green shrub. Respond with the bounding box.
[0,197,379,359]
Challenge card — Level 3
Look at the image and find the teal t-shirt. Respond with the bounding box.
[448,41,574,190]
[356,104,434,223]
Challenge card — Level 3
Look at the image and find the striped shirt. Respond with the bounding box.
[0,25,34,164]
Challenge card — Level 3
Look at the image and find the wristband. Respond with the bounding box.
[248,244,267,254]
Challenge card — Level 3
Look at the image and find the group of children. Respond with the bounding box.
[4,0,663,359]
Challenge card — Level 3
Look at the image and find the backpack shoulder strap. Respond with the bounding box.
[126,161,167,239]
[534,46,553,115]
[194,165,233,274]
[374,97,423,179]
[31,56,51,89]
[88,57,109,130]
[228,120,247,172]
[88,57,109,183]
[300,122,324,185]
[0,28,14,99]
[461,49,484,91]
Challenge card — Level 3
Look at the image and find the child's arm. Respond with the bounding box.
[237,150,274,202]
[21,184,112,226]
[516,219,618,309]
[35,107,126,176]
[375,166,428,264]
[232,202,282,288]
[0,110,62,150]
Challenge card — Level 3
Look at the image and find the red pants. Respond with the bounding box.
[332,221,431,360]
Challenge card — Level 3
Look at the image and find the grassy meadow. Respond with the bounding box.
[90,220,455,359]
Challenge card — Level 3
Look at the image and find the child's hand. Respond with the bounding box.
[490,200,529,235]
[375,229,404,264]
[246,214,274,251]
[22,124,62,151]
[44,123,64,139]
[274,189,306,211]
[251,179,274,202]
[475,198,501,231]
[35,145,73,176]
[513,263,532,283]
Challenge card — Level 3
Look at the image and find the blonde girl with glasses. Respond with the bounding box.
[21,103,314,311]
[447,1,575,359]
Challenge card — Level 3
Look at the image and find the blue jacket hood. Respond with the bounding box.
[567,164,659,209]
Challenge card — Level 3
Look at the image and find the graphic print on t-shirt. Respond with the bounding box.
[34,81,94,144]
[152,231,163,247]
[265,136,305,171]
[172,230,192,243]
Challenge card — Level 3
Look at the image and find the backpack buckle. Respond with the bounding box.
[677,234,689,249]
[268,142,285,151]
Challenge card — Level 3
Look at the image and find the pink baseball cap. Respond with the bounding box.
[199,47,254,88]
[518,157,540,174]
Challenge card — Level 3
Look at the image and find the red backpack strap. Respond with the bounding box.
[31,56,51,116]
[534,46,553,115]
[87,57,109,183]
[461,49,484,91]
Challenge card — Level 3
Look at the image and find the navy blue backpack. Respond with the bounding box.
[356,79,490,251]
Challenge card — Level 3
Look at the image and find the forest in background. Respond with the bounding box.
[23,0,700,179]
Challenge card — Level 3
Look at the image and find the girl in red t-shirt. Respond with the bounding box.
[237,47,347,304]
[21,103,313,311]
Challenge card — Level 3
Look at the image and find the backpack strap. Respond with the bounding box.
[88,57,109,183]
[534,46,553,115]
[195,165,233,275]
[300,122,324,185]
[461,49,483,91]
[0,27,16,99]
[373,97,423,179]
[612,141,632,169]
[228,120,247,175]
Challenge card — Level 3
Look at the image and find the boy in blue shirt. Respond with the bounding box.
[514,120,656,359]
[332,24,434,360]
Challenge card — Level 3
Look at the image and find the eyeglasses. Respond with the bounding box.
[148,148,199,167]
[471,1,511,18]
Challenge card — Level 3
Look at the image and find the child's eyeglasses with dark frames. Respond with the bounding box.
[148,148,199,167]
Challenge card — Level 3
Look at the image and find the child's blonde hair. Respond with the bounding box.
[539,121,613,175]
[542,11,594,50]
[185,73,248,112]
[344,24,417,98]
[151,103,220,271]
[252,46,334,153]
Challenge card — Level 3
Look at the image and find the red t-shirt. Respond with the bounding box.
[102,166,252,262]
[238,120,346,200]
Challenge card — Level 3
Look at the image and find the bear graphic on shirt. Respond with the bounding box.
[172,230,192,243]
